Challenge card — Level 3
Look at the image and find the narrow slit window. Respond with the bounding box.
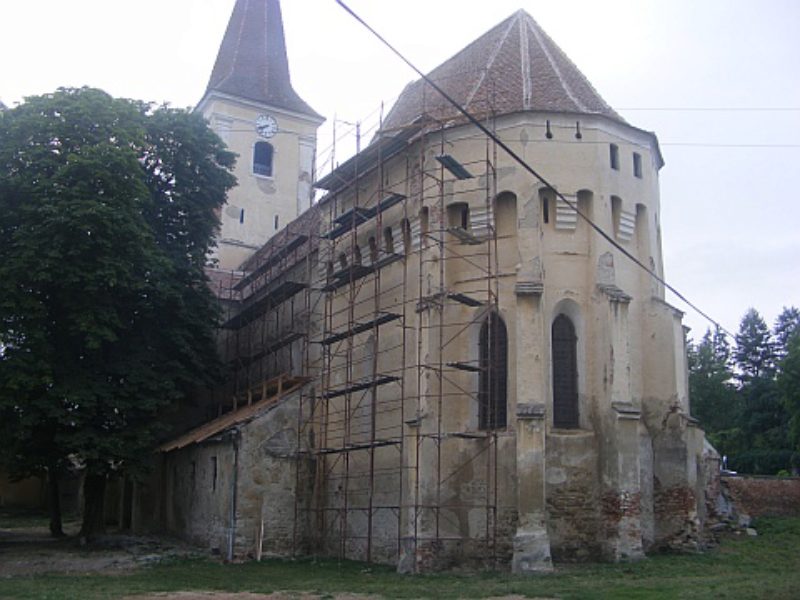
[368,236,379,263]
[384,226,395,254]
[419,207,429,247]
[610,144,619,171]
[611,196,622,238]
[253,141,274,177]
[633,152,643,178]
[402,218,412,254]
[274,214,279,230]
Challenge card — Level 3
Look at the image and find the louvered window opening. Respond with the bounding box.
[479,313,508,430]
[552,314,579,428]
[254,141,274,177]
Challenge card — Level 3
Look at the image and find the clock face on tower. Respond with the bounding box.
[255,114,278,138]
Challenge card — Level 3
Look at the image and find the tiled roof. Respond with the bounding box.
[205,0,321,119]
[382,10,623,131]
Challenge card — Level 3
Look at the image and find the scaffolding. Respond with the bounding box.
[208,78,510,569]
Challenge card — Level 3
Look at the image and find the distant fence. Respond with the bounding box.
[722,475,800,518]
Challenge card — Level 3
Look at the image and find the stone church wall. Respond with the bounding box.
[141,389,311,558]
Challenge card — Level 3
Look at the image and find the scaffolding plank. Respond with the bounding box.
[447,226,482,245]
[447,292,485,307]
[223,281,307,329]
[234,234,308,289]
[320,253,403,292]
[315,438,401,455]
[375,192,405,214]
[446,361,481,373]
[322,375,399,399]
[321,312,401,346]
[334,206,372,227]
[321,264,375,291]
[323,193,407,240]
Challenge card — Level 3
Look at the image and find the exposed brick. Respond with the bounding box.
[723,476,800,518]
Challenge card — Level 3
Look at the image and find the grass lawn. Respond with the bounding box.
[1,518,799,599]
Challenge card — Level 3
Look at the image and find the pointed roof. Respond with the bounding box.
[382,10,623,131]
[204,0,321,119]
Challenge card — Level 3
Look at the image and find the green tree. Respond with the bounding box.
[774,306,800,362]
[689,327,738,436]
[730,309,791,473]
[735,308,776,384]
[0,88,235,538]
[779,331,800,460]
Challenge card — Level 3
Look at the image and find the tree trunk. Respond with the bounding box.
[47,468,65,538]
[79,472,107,542]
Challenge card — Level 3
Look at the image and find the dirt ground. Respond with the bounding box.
[0,522,542,600]
[0,522,201,578]
[0,525,392,599]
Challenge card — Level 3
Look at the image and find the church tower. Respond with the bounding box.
[198,0,324,270]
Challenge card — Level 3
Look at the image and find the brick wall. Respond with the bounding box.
[723,475,800,518]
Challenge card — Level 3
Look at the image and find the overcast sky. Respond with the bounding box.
[2,0,798,340]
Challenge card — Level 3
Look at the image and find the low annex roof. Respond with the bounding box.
[203,0,321,119]
[382,9,624,132]
[159,374,308,452]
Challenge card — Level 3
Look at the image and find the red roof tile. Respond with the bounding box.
[382,10,623,131]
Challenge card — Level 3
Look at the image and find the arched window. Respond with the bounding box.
[383,226,395,254]
[419,207,429,248]
[494,192,517,237]
[552,314,579,428]
[368,236,379,263]
[253,142,273,177]
[401,218,412,255]
[479,313,508,430]
[611,196,622,238]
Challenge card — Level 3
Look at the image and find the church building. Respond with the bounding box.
[134,0,715,573]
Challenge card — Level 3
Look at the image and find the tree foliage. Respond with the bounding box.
[779,325,800,454]
[692,307,799,474]
[689,327,738,435]
[0,88,235,535]
[734,308,776,384]
[774,306,800,362]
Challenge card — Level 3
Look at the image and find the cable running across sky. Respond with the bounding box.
[334,0,733,338]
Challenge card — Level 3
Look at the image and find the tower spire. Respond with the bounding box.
[204,0,320,118]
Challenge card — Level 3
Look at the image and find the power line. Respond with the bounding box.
[662,142,800,148]
[334,0,734,339]
[619,107,800,112]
